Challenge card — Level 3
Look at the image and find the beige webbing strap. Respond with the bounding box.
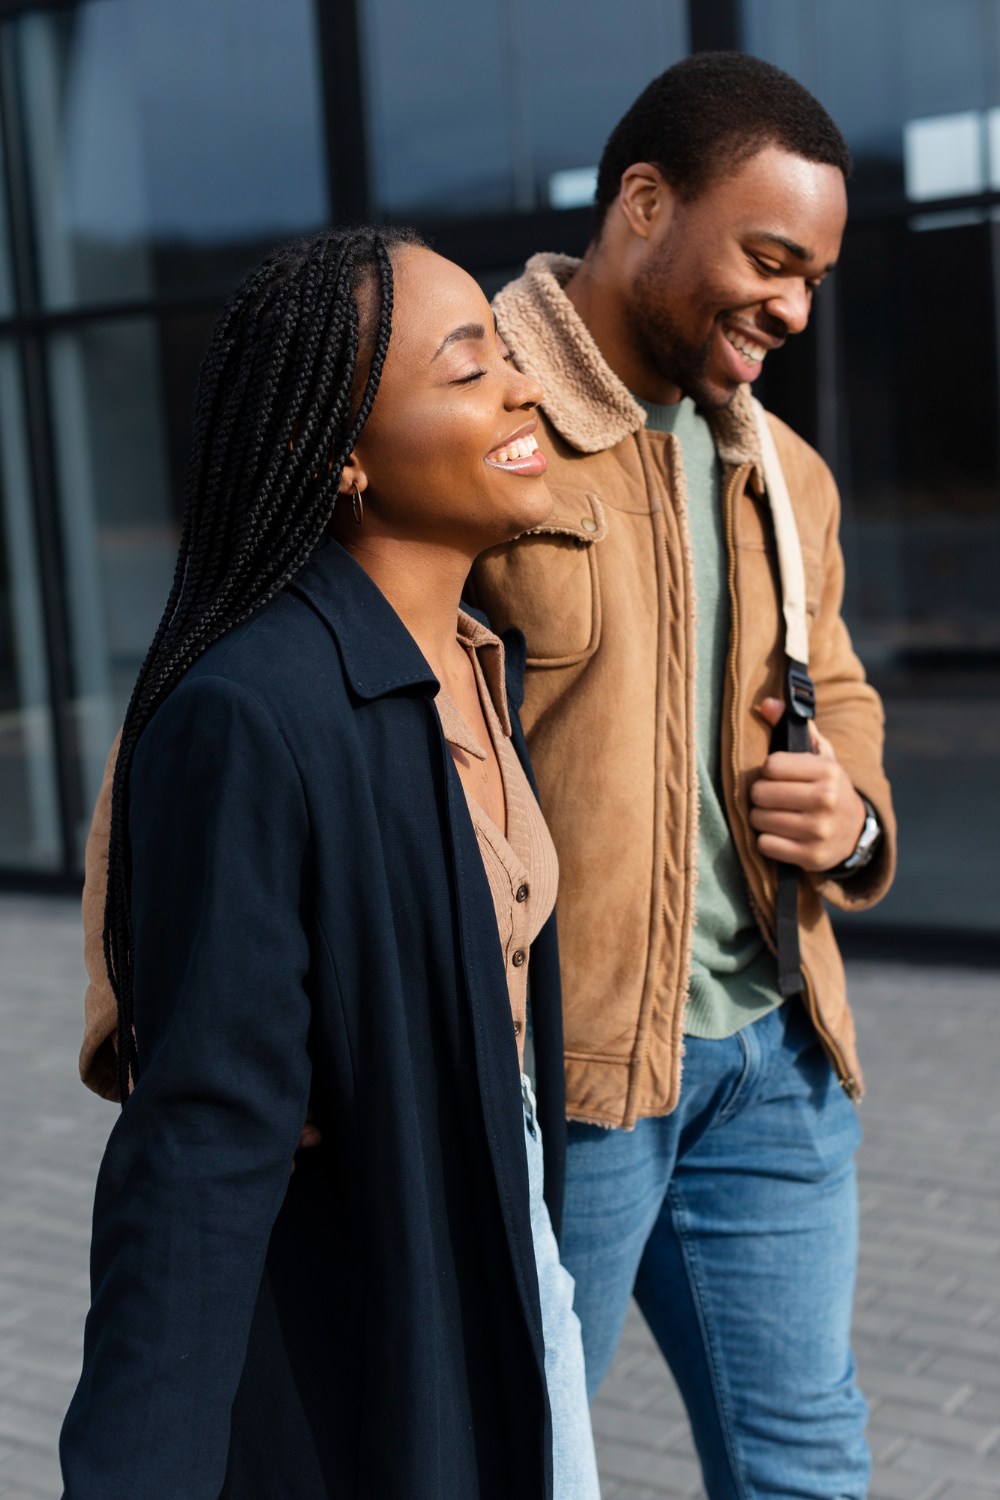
[751,397,810,667]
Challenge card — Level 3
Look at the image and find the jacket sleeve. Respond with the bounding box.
[803,455,897,911]
[80,731,121,1101]
[60,675,314,1500]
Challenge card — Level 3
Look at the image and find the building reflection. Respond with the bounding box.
[0,0,995,944]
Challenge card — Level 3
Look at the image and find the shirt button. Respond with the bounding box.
[581,516,598,532]
[513,1021,522,1036]
[516,884,529,903]
[512,949,526,968]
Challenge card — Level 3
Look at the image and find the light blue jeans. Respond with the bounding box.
[522,1076,600,1500]
[561,1000,870,1500]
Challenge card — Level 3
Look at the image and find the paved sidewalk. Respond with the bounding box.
[593,963,1000,1500]
[0,895,998,1499]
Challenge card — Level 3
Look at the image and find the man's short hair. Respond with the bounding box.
[594,51,851,229]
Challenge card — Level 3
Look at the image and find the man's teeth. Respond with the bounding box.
[493,433,539,463]
[726,329,767,365]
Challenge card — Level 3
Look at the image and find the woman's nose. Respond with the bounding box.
[508,367,544,410]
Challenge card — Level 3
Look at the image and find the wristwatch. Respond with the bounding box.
[826,795,882,881]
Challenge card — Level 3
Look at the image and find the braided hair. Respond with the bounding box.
[104,224,423,1106]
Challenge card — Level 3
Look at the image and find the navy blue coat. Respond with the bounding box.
[60,539,566,1499]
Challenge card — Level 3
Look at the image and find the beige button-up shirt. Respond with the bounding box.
[437,612,558,1069]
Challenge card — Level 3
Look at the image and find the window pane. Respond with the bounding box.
[744,0,1000,933]
[742,0,1000,194]
[362,0,688,216]
[0,343,61,869]
[837,219,1000,931]
[46,311,215,845]
[13,0,329,310]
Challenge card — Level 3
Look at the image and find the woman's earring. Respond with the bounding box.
[351,481,364,525]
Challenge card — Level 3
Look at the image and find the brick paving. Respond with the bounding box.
[0,894,998,1499]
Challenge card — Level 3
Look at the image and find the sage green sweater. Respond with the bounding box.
[636,395,782,1039]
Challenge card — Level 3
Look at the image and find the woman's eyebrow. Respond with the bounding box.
[431,321,486,360]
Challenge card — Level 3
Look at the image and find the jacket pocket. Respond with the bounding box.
[474,490,607,668]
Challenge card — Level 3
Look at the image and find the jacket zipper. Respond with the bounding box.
[723,462,859,1100]
[631,429,690,1121]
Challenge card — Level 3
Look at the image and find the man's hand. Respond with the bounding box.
[750,698,866,873]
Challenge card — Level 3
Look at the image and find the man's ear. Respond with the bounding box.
[617,162,675,241]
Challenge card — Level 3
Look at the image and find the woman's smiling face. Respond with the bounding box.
[338,247,553,552]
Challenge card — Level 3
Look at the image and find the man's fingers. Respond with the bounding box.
[751,777,837,812]
[755,831,825,869]
[750,806,830,839]
[758,700,834,759]
[760,750,831,781]
[809,720,837,757]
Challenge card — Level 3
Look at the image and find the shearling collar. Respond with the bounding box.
[492,252,763,476]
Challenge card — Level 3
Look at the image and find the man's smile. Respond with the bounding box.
[718,319,783,383]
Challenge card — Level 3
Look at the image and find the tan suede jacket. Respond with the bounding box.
[467,254,896,1129]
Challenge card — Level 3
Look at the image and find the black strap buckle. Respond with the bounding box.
[786,660,815,721]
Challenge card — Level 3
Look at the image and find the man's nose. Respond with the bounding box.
[764,281,813,337]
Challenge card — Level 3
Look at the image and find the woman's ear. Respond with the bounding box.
[339,452,368,496]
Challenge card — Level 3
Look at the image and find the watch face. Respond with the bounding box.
[828,801,881,878]
[849,811,881,869]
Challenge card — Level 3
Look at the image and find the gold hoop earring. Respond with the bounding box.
[351,481,364,525]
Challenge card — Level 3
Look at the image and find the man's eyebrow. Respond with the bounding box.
[431,321,486,360]
[757,232,814,263]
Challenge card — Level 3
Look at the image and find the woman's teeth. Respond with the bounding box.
[725,329,767,366]
[492,433,539,464]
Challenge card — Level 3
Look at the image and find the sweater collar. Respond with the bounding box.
[289,537,440,701]
[492,252,764,476]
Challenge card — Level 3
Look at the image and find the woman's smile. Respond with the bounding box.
[485,419,548,475]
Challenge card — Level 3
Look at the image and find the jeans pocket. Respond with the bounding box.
[788,1060,863,1183]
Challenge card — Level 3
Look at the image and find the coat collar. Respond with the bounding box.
[289,537,440,701]
[492,252,764,479]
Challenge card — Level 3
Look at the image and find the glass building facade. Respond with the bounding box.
[0,0,995,943]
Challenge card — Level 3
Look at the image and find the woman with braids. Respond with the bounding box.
[60,226,600,1500]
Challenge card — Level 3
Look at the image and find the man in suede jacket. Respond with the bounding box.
[470,54,895,1499]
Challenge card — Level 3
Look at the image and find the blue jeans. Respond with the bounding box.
[561,1000,870,1500]
[522,1077,600,1500]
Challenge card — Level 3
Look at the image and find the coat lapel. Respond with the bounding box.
[289,538,439,701]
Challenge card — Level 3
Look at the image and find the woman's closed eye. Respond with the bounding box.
[451,346,515,385]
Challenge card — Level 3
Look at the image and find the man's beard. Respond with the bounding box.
[631,261,732,411]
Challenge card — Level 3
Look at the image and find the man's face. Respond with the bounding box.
[626,145,848,409]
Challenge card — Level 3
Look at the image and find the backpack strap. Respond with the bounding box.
[751,398,815,999]
[752,398,810,668]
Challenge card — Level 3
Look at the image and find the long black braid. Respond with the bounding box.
[104,224,423,1106]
